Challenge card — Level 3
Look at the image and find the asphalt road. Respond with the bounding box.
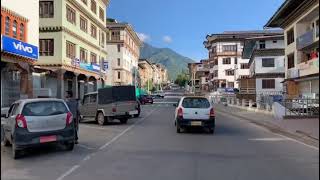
[1,94,319,180]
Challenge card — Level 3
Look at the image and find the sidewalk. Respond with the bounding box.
[215,104,319,144]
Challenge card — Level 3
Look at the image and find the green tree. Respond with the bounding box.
[175,72,189,87]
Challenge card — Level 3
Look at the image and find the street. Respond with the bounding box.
[1,94,319,180]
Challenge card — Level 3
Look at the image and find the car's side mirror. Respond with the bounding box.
[1,113,7,118]
[173,103,177,107]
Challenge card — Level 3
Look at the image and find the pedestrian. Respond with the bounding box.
[65,91,79,144]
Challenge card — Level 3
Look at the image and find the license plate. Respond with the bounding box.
[191,121,202,126]
[129,110,138,115]
[40,135,57,143]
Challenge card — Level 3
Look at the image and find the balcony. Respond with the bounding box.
[297,57,319,77]
[296,29,318,50]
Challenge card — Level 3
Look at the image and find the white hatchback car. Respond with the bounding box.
[174,96,215,134]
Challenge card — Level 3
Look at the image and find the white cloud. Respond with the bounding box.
[163,35,173,43]
[137,33,151,42]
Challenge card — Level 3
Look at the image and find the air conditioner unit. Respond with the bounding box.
[33,88,52,98]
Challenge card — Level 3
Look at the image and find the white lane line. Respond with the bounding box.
[217,110,319,151]
[78,144,96,150]
[80,125,107,130]
[99,109,156,150]
[56,110,157,180]
[56,165,80,180]
[249,138,289,141]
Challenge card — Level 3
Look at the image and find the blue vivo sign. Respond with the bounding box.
[2,35,38,60]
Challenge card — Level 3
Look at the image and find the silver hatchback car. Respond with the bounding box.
[1,98,75,159]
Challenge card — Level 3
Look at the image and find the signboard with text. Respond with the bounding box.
[2,35,38,60]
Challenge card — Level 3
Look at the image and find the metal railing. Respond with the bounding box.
[297,29,315,50]
[284,98,319,117]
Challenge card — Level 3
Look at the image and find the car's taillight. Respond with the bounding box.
[16,114,27,128]
[112,107,117,112]
[210,108,215,117]
[178,108,183,118]
[66,112,73,125]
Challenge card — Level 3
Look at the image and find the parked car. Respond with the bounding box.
[79,86,139,126]
[139,95,154,104]
[153,91,165,98]
[174,96,215,134]
[1,99,75,159]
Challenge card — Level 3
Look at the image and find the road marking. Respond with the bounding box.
[78,144,96,150]
[80,125,107,130]
[217,110,319,151]
[56,165,80,180]
[249,138,289,141]
[99,109,156,150]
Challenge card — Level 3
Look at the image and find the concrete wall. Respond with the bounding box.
[256,78,284,94]
[255,56,285,74]
[1,0,39,47]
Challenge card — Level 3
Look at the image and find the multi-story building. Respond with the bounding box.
[106,19,142,86]
[204,30,283,93]
[1,0,39,107]
[138,59,154,91]
[242,34,285,98]
[35,0,110,100]
[188,61,209,93]
[265,0,319,99]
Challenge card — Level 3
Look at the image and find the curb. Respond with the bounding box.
[216,108,319,148]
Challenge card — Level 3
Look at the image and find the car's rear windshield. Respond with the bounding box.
[182,98,210,108]
[22,101,68,116]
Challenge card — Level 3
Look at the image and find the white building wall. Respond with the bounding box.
[1,0,39,47]
[256,78,284,94]
[255,56,285,74]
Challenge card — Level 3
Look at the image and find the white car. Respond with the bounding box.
[174,96,215,134]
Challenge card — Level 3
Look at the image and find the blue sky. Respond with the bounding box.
[107,0,284,61]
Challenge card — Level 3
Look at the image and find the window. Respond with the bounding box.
[222,58,231,64]
[66,41,76,59]
[83,95,90,104]
[91,24,97,38]
[80,16,87,32]
[19,24,25,41]
[228,82,234,88]
[234,57,238,64]
[273,40,277,43]
[222,45,237,52]
[81,0,87,5]
[91,0,96,14]
[225,70,234,76]
[80,48,88,63]
[66,5,76,24]
[262,58,275,67]
[240,63,249,69]
[117,44,121,52]
[287,53,295,69]
[90,52,97,64]
[259,40,266,49]
[117,58,121,66]
[287,28,294,45]
[39,1,54,18]
[118,71,121,79]
[12,20,17,38]
[5,17,10,35]
[39,39,54,56]
[99,7,104,21]
[22,101,68,116]
[316,19,319,38]
[89,94,97,103]
[262,79,275,89]
[182,98,210,109]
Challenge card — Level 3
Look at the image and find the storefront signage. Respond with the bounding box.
[78,62,101,73]
[2,35,38,60]
[103,61,109,70]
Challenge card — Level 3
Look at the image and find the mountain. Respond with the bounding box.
[140,43,195,80]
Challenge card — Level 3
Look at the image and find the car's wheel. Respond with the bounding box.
[65,142,74,151]
[120,118,128,124]
[97,112,106,126]
[133,112,140,118]
[12,143,22,159]
[209,128,215,134]
[176,125,181,133]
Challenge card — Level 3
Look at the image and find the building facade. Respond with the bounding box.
[265,0,319,99]
[138,59,154,92]
[106,19,142,86]
[204,31,284,93]
[1,0,39,107]
[243,34,285,100]
[36,0,110,100]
